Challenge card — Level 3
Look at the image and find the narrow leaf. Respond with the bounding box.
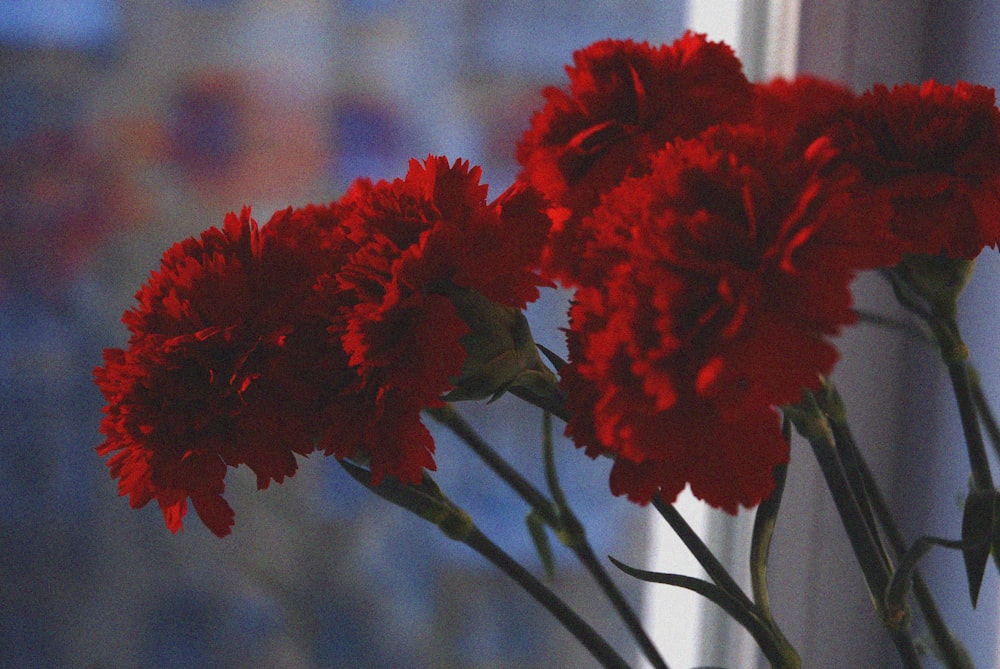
[608,556,791,666]
[961,489,996,607]
[884,537,937,618]
[608,555,748,620]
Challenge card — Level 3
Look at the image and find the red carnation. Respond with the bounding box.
[559,125,896,511]
[516,33,753,282]
[316,156,553,484]
[95,206,357,536]
[753,76,857,154]
[835,80,1000,258]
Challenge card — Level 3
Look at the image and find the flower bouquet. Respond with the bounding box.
[95,32,1000,668]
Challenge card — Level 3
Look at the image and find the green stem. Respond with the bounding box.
[542,411,570,513]
[575,537,669,669]
[884,265,994,492]
[943,351,1000,582]
[800,415,891,610]
[747,428,801,669]
[946,354,995,492]
[428,405,666,669]
[463,527,632,669]
[839,424,975,669]
[807,429,922,668]
[787,393,925,667]
[339,460,631,669]
[890,628,926,669]
[817,374,974,668]
[540,412,669,669]
[814,383,893,576]
[651,496,755,613]
[608,559,799,669]
[426,405,558,525]
[750,459,787,624]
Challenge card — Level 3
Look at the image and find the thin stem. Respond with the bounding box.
[885,263,993,493]
[816,377,974,669]
[464,527,632,669]
[790,393,922,668]
[943,353,1000,582]
[947,355,995,492]
[609,559,799,669]
[541,413,669,669]
[823,410,893,580]
[808,431,923,668]
[804,423,891,610]
[340,460,631,669]
[651,496,756,613]
[839,419,975,669]
[910,574,976,668]
[750,460,788,623]
[748,422,802,669]
[542,411,571,513]
[970,367,1000,458]
[425,405,557,525]
[575,538,669,669]
[429,404,666,668]
[890,628,926,669]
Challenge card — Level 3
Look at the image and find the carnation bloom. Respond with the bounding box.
[95,206,357,536]
[315,156,553,484]
[753,75,856,154]
[834,80,1000,258]
[559,125,898,511]
[97,158,553,534]
[516,33,753,282]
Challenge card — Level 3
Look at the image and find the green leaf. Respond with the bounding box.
[608,556,800,668]
[607,556,748,621]
[961,488,998,607]
[884,537,937,621]
[527,510,555,579]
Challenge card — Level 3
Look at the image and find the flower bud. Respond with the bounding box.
[896,253,976,320]
[442,286,555,402]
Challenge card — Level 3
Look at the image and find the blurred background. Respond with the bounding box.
[9,1,1000,668]
[0,1,685,668]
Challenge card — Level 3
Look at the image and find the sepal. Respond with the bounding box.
[894,254,976,321]
[442,286,555,402]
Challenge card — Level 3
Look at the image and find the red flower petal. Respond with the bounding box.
[558,124,891,512]
[95,205,358,535]
[317,155,552,483]
[517,33,754,283]
[835,80,1000,257]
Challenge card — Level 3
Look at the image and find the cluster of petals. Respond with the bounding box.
[317,156,552,486]
[95,206,357,536]
[517,34,1000,513]
[96,156,552,536]
[516,32,754,283]
[558,126,899,510]
[751,76,857,153]
[98,31,1000,533]
[829,80,1000,258]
